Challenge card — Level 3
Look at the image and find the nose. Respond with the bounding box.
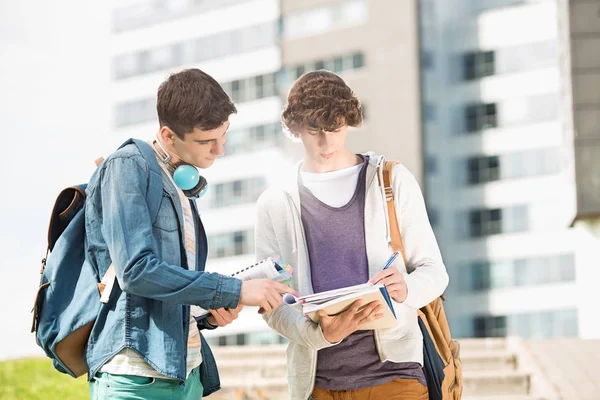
[318,131,332,149]
[211,139,225,157]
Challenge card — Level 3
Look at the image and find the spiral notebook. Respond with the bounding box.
[196,257,293,317]
[283,282,397,330]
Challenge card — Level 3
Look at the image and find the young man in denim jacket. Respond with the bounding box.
[85,68,295,400]
[255,70,449,399]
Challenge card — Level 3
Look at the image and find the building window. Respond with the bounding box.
[113,21,277,80]
[114,98,156,127]
[473,309,579,339]
[352,53,365,69]
[468,253,576,292]
[465,103,497,132]
[463,50,495,80]
[224,122,283,156]
[208,177,267,208]
[333,56,344,73]
[283,0,367,40]
[473,315,507,338]
[208,230,254,259]
[280,52,366,89]
[425,154,437,174]
[467,155,500,185]
[424,103,436,122]
[421,50,434,69]
[469,208,502,237]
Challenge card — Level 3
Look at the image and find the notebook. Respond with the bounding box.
[196,257,293,317]
[283,282,397,330]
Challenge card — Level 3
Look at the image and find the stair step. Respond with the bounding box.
[460,351,518,371]
[458,338,508,352]
[463,370,531,397]
[212,344,286,360]
[216,358,288,379]
[218,377,289,400]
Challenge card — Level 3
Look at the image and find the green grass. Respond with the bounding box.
[0,357,88,400]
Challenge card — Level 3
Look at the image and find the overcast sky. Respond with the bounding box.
[0,1,111,360]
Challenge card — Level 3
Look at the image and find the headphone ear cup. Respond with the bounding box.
[183,175,208,199]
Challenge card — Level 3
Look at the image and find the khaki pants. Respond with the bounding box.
[312,379,428,400]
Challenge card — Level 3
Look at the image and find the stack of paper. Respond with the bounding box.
[283,282,397,330]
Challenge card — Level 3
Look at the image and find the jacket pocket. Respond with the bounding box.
[153,194,178,232]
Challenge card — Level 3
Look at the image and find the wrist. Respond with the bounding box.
[198,317,218,330]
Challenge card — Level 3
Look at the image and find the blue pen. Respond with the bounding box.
[382,251,400,271]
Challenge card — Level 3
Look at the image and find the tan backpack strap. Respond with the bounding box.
[95,157,104,167]
[384,160,446,301]
[382,160,407,266]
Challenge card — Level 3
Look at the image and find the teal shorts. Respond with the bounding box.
[89,366,203,400]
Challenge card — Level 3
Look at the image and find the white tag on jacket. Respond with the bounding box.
[99,264,116,304]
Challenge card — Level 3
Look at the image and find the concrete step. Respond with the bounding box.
[463,370,531,397]
[215,351,518,379]
[215,377,288,400]
[458,337,508,352]
[216,358,288,379]
[212,344,286,361]
[460,350,518,371]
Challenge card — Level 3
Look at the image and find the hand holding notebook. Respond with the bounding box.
[283,253,400,330]
[196,257,294,317]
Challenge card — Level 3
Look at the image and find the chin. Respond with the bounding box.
[199,159,216,168]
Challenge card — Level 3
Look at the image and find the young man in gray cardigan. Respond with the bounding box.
[255,70,449,400]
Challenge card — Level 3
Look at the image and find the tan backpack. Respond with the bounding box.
[382,160,463,400]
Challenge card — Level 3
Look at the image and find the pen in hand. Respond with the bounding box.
[370,251,400,284]
[381,251,400,271]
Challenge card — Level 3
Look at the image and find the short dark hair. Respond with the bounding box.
[282,70,362,138]
[157,68,237,138]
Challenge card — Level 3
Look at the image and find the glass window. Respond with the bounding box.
[467,155,500,185]
[352,52,365,69]
[421,50,433,69]
[424,103,436,122]
[230,80,241,103]
[469,208,502,237]
[464,103,497,133]
[426,154,437,174]
[333,56,344,73]
[463,53,476,80]
[253,75,264,99]
[463,50,495,80]
[341,0,368,26]
[559,254,576,281]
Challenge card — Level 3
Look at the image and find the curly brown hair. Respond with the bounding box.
[282,70,362,138]
[157,68,237,138]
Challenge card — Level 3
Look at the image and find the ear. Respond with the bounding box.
[159,126,176,145]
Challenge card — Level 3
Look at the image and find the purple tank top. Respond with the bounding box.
[299,156,426,390]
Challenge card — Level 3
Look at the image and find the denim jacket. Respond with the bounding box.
[84,142,242,395]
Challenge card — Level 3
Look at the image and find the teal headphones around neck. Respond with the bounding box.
[152,139,208,199]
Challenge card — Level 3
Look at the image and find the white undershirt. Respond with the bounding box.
[299,162,363,208]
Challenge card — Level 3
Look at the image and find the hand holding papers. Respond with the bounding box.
[197,257,294,317]
[283,282,397,330]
